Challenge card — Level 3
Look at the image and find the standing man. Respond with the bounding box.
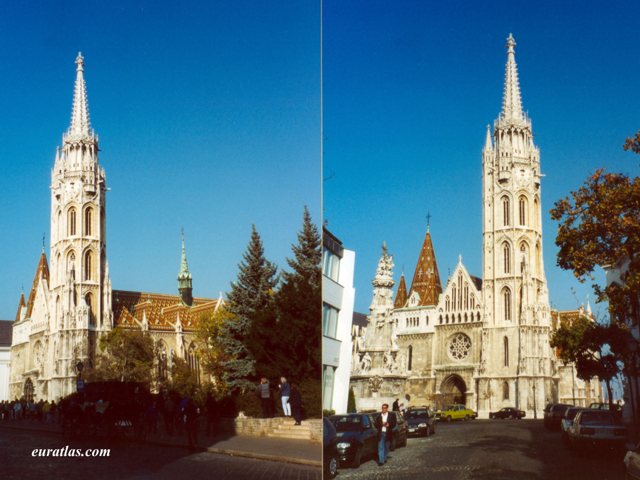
[279,377,291,417]
[374,403,396,466]
[257,377,272,418]
[289,382,303,425]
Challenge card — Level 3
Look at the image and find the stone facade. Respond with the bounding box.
[351,35,601,418]
[9,54,221,402]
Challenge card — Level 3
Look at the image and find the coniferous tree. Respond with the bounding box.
[276,207,322,383]
[220,225,278,392]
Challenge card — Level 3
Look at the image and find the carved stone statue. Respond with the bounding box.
[361,352,372,372]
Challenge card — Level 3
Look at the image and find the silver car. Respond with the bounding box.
[567,409,627,453]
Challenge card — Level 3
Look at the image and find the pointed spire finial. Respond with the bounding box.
[42,232,46,253]
[484,124,492,150]
[67,52,92,140]
[500,33,524,122]
[426,211,432,232]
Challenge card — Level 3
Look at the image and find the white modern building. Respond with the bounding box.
[0,320,12,401]
[322,228,356,414]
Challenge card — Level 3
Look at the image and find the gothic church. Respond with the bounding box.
[9,54,221,402]
[351,35,600,418]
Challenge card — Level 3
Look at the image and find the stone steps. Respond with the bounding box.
[267,421,315,440]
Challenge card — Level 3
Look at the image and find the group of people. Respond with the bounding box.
[0,399,59,423]
[257,376,303,425]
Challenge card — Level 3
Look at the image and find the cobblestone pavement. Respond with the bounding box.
[335,419,626,480]
[0,428,321,480]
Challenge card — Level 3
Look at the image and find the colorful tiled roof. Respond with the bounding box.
[394,273,408,308]
[112,290,219,331]
[408,230,442,306]
[21,253,50,320]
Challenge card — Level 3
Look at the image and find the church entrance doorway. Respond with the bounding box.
[23,378,34,402]
[439,374,467,407]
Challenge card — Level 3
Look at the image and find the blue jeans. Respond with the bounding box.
[378,435,390,464]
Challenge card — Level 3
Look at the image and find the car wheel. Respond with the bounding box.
[509,414,514,420]
[464,415,470,421]
[446,416,452,422]
[326,454,338,479]
[351,446,362,468]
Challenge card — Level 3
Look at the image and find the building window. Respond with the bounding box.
[445,296,450,312]
[187,343,200,384]
[68,208,77,236]
[502,197,510,226]
[519,196,527,226]
[322,303,339,338]
[84,207,93,235]
[503,381,509,400]
[503,242,511,274]
[84,250,92,280]
[322,365,335,411]
[504,337,509,366]
[408,345,413,371]
[452,285,457,310]
[85,293,95,325]
[503,288,512,321]
[322,248,340,282]
[157,341,168,381]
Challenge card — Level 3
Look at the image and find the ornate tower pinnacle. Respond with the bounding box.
[178,228,193,306]
[66,52,93,141]
[484,124,493,151]
[500,34,524,123]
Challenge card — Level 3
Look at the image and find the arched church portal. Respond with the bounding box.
[24,378,34,402]
[439,374,467,406]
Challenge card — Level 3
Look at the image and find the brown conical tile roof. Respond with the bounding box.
[408,229,442,306]
[394,273,408,308]
[24,252,50,319]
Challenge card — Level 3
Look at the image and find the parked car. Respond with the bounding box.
[624,443,640,480]
[543,403,573,430]
[364,410,409,450]
[589,402,623,413]
[435,404,476,422]
[489,407,525,419]
[323,417,339,478]
[404,407,436,437]
[330,413,378,468]
[566,409,628,454]
[560,407,584,444]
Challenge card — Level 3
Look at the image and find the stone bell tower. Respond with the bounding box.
[48,53,113,399]
[480,35,552,417]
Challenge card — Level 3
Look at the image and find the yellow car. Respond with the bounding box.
[435,404,476,422]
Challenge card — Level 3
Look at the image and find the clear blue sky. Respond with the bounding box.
[323,0,640,317]
[0,1,320,319]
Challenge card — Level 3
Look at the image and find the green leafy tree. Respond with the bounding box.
[196,306,236,396]
[220,225,278,392]
[84,328,156,384]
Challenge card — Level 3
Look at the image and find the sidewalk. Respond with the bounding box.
[0,419,321,467]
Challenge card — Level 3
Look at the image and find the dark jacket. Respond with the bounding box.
[374,411,397,440]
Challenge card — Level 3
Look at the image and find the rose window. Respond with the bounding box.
[448,333,471,361]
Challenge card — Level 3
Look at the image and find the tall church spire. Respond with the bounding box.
[66,53,93,141]
[500,34,524,123]
[178,228,193,306]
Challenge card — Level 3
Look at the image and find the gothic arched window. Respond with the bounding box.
[445,296,450,312]
[452,285,457,310]
[464,283,469,309]
[519,196,527,226]
[187,343,200,384]
[503,288,512,321]
[84,207,93,236]
[503,381,509,400]
[504,337,509,366]
[502,197,510,226]
[68,208,77,236]
[85,293,95,325]
[157,341,168,381]
[84,250,92,280]
[408,345,413,371]
[503,242,511,274]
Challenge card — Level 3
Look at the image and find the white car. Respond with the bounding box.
[567,409,627,453]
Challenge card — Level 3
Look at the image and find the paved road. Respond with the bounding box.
[335,419,626,480]
[0,428,321,480]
